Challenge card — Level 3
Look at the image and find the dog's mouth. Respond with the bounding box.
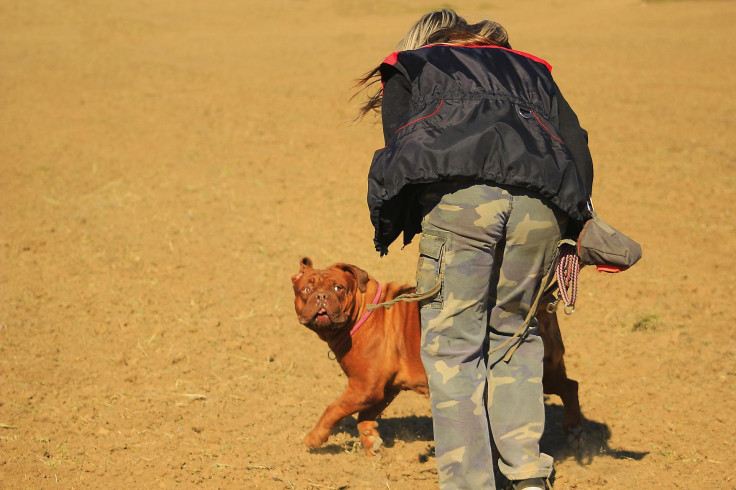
[313,308,333,327]
[300,307,347,330]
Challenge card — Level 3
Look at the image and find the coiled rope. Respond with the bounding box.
[555,244,580,315]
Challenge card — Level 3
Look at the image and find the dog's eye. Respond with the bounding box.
[333,285,343,292]
[302,286,312,294]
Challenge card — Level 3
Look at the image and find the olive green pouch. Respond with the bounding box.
[577,211,642,272]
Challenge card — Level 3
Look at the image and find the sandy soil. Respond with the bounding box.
[1,0,735,488]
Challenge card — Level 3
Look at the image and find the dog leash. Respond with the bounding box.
[488,254,558,363]
[490,238,578,363]
[366,280,441,311]
[491,238,584,363]
[328,282,383,360]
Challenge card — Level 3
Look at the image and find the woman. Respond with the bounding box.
[358,10,593,490]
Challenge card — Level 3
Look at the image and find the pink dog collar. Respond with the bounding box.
[328,283,383,360]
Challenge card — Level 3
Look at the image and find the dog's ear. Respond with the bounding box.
[333,263,370,293]
[292,257,314,284]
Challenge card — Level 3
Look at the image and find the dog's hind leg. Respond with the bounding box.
[543,363,584,449]
[356,388,400,458]
[537,304,585,449]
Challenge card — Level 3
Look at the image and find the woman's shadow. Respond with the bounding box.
[540,400,648,465]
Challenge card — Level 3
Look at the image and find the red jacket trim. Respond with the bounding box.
[382,44,552,72]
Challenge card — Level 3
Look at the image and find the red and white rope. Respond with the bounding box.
[556,245,579,313]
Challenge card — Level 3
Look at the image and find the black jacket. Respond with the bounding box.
[367,45,594,254]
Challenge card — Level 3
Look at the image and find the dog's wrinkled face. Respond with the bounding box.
[291,257,369,332]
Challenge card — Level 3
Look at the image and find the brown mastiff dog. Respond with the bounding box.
[291,257,583,457]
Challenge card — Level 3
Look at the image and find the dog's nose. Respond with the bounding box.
[315,292,328,303]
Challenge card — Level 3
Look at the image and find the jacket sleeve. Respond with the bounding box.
[555,82,594,198]
[380,66,412,145]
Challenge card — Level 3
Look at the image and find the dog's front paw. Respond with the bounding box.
[566,425,585,450]
[305,429,329,450]
[365,435,383,458]
[357,420,383,458]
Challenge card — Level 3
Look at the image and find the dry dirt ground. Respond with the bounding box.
[2,0,735,488]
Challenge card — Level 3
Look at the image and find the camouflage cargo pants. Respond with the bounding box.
[416,182,567,489]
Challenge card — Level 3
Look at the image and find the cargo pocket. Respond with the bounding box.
[415,232,447,309]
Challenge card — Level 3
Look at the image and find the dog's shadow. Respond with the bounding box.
[319,400,648,465]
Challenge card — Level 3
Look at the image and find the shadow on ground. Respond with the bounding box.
[317,401,648,466]
[542,402,649,465]
[313,415,435,456]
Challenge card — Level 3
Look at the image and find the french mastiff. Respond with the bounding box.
[291,257,583,457]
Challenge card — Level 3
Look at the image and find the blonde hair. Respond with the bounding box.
[395,9,467,51]
[427,20,510,48]
[475,20,510,47]
[355,11,510,118]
